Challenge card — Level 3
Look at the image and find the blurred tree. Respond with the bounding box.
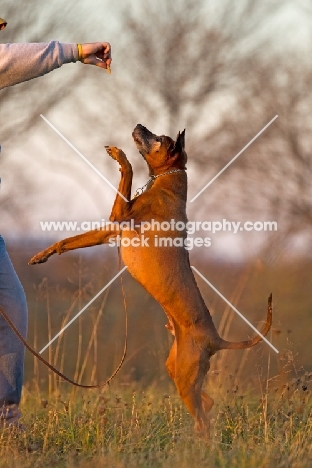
[0,2,79,143]
[97,0,284,137]
[192,52,312,255]
[1,0,311,256]
[0,0,116,225]
[89,0,309,256]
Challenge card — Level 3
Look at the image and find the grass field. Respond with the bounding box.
[2,248,311,467]
[1,371,311,468]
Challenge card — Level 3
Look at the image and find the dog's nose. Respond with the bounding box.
[133,124,146,136]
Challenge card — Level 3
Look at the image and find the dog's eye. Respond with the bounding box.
[155,137,161,142]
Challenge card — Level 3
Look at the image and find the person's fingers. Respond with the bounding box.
[80,43,112,72]
[0,18,7,30]
[96,60,110,70]
[82,55,111,71]
[102,42,111,56]
[94,46,111,62]
[96,60,111,72]
[81,42,111,59]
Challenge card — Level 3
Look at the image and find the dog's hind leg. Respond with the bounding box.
[171,335,212,437]
[166,339,177,380]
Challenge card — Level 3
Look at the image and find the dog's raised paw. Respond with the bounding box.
[105,146,128,164]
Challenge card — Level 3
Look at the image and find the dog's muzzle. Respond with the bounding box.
[132,124,157,155]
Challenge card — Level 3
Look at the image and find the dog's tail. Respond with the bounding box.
[219,294,273,350]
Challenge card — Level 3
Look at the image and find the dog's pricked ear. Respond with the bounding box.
[171,129,186,155]
[179,129,186,148]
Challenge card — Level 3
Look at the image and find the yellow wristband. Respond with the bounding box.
[77,43,83,61]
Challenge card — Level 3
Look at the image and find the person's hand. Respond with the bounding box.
[79,42,112,72]
[0,18,7,30]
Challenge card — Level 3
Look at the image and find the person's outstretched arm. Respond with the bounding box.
[0,41,111,90]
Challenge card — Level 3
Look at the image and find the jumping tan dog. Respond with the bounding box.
[29,124,272,437]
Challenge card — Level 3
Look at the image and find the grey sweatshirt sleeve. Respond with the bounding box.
[0,41,79,90]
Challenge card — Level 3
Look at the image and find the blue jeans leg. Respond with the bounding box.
[0,236,28,424]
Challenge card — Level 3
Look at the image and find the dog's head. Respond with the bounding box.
[132,124,187,173]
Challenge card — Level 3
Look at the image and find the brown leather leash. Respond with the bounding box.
[0,248,128,388]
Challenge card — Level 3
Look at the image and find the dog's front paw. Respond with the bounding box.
[105,146,128,166]
[28,249,53,265]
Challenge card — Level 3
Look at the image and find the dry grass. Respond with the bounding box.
[2,254,311,467]
[0,371,311,468]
